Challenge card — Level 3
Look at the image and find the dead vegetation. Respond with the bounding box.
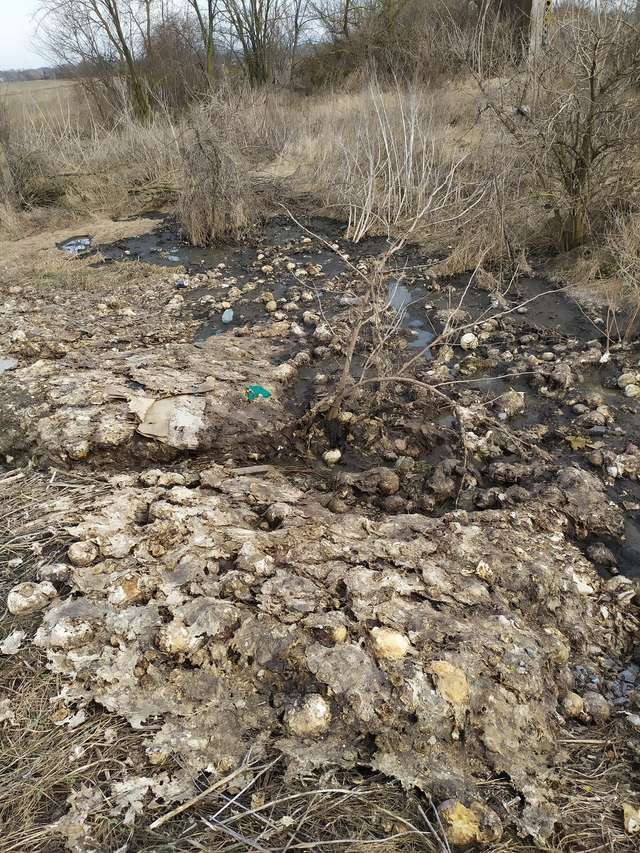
[178,100,256,245]
[1,466,639,852]
[1,2,640,850]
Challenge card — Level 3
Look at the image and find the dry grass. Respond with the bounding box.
[0,80,84,126]
[0,75,549,264]
[177,101,256,246]
[556,209,640,342]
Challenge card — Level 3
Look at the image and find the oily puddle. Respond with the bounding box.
[79,216,391,271]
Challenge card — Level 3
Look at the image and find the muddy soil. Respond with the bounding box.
[1,213,640,850]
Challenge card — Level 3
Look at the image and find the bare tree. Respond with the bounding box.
[186,0,219,82]
[284,0,312,82]
[312,0,356,40]
[451,0,640,250]
[220,0,284,84]
[37,0,152,121]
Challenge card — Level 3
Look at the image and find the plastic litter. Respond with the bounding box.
[222,309,234,324]
[245,385,272,402]
[58,236,92,256]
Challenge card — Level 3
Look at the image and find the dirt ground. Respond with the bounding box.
[1,213,639,852]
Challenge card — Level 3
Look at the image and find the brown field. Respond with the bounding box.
[0,78,83,125]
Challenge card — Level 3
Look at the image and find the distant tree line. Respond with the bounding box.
[33,0,535,120]
[0,68,60,82]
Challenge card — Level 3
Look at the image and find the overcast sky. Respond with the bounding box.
[0,0,46,70]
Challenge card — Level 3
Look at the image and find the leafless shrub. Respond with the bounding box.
[572,210,640,341]
[451,0,640,251]
[606,211,640,339]
[0,100,182,221]
[178,101,256,245]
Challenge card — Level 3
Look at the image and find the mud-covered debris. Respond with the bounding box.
[496,390,525,419]
[582,690,611,722]
[561,691,584,718]
[438,799,502,847]
[460,332,478,351]
[0,697,16,725]
[0,336,296,463]
[548,467,625,538]
[137,395,206,448]
[23,469,640,841]
[68,541,99,567]
[623,802,640,834]
[157,618,204,654]
[7,580,57,615]
[39,562,71,582]
[54,784,103,853]
[0,629,26,655]
[287,694,332,737]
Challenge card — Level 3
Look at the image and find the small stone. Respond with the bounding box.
[624,384,640,398]
[157,472,187,487]
[381,495,405,513]
[38,563,70,583]
[323,449,342,465]
[157,619,204,655]
[68,541,99,567]
[287,694,331,737]
[561,691,584,718]
[583,690,611,722]
[394,456,415,472]
[327,496,348,514]
[370,627,411,661]
[438,800,502,847]
[332,624,348,643]
[314,324,332,343]
[265,502,291,527]
[354,467,400,496]
[273,362,297,381]
[302,311,319,327]
[497,390,525,418]
[460,332,478,351]
[431,660,470,707]
[221,309,234,324]
[7,581,58,615]
[265,300,277,313]
[618,372,639,388]
[588,450,604,467]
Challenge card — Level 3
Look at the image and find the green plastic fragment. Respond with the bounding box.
[245,385,272,402]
